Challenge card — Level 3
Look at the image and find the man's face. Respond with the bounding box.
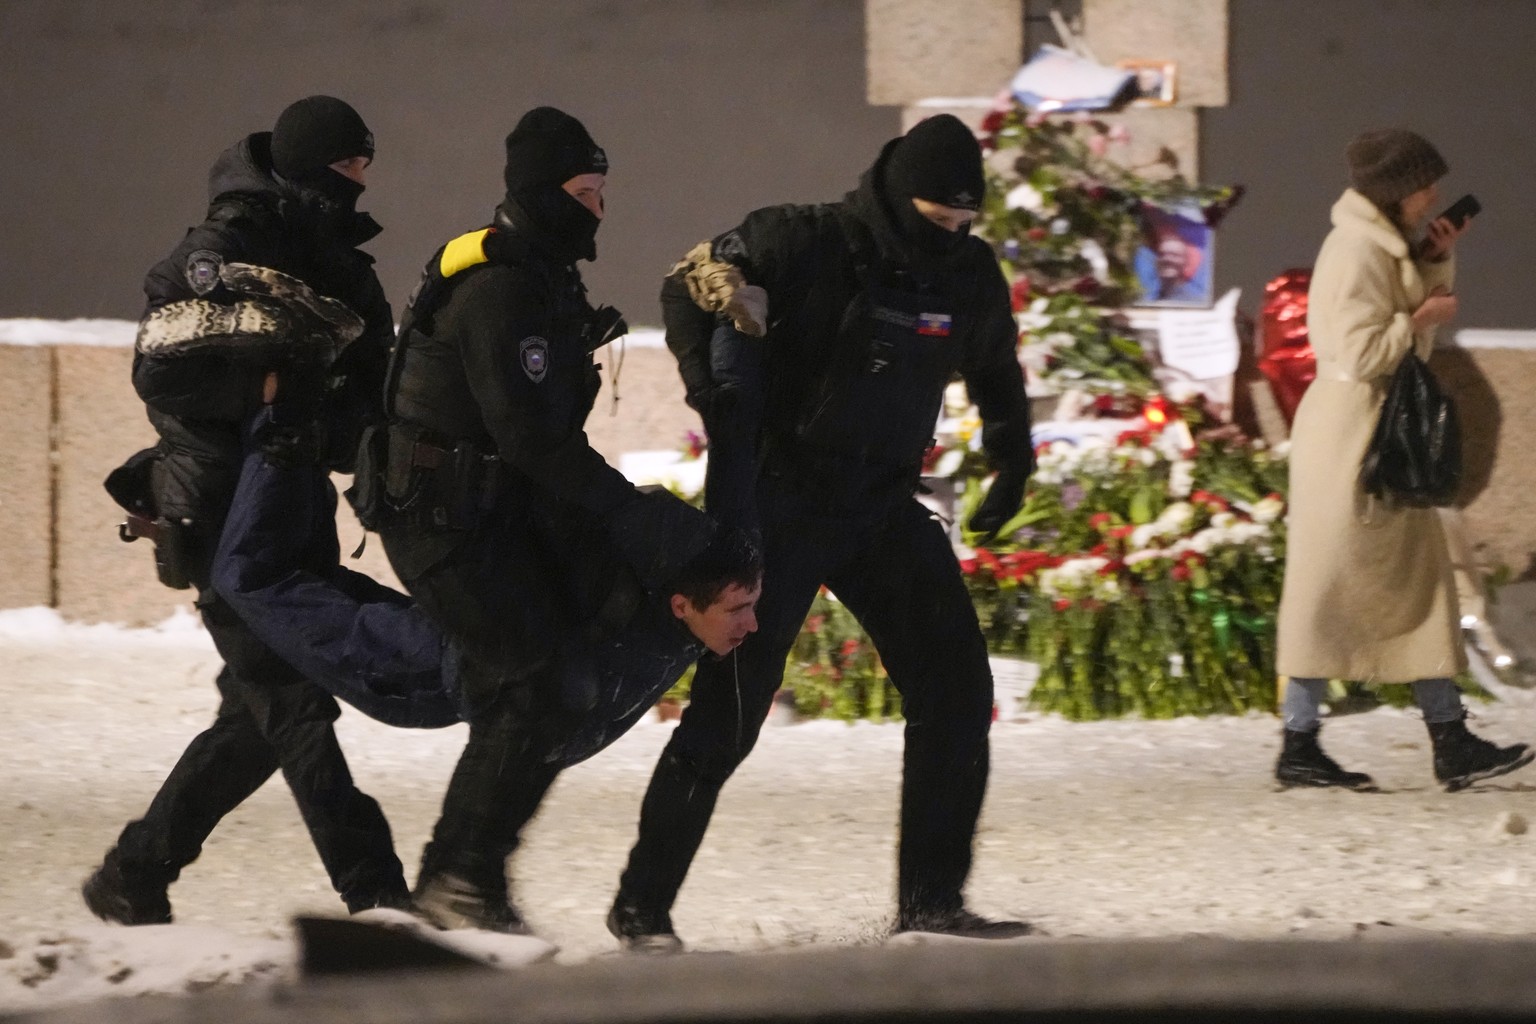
[1156,237,1188,281]
[563,173,607,219]
[672,581,762,656]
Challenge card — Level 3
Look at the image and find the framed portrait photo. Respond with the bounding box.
[1133,200,1215,308]
[1117,59,1178,107]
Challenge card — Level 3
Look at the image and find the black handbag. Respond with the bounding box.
[1358,350,1462,507]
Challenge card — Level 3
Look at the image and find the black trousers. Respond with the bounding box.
[618,487,995,919]
[111,484,406,912]
[391,523,697,893]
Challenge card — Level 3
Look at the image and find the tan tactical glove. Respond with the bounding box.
[672,241,769,337]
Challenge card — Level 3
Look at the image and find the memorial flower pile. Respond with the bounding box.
[958,414,1291,720]
[975,103,1243,308]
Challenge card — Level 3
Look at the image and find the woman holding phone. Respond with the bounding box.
[1274,128,1532,792]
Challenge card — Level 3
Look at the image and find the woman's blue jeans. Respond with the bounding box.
[1282,676,1463,732]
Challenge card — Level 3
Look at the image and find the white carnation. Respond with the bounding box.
[1005,183,1046,212]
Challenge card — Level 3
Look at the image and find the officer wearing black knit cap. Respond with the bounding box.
[269,95,378,223]
[884,112,987,260]
[606,113,1035,952]
[375,107,732,933]
[83,96,404,926]
[272,95,375,180]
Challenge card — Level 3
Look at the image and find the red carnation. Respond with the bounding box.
[1071,276,1102,298]
[1010,277,1032,312]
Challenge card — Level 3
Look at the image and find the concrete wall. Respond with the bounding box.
[6,0,1536,333]
[866,0,1023,106]
[52,346,187,625]
[1431,342,1536,579]
[0,337,696,623]
[870,0,1536,331]
[1204,0,1536,331]
[0,347,53,610]
[0,0,897,331]
[18,330,1536,621]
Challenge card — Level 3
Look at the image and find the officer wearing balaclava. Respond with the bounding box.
[376,107,730,933]
[606,114,1037,953]
[85,95,406,928]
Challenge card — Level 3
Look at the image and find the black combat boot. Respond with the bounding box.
[81,851,173,926]
[894,907,1033,940]
[1275,728,1377,790]
[606,894,684,954]
[346,878,414,916]
[412,870,529,934]
[1427,716,1535,792]
[607,749,721,954]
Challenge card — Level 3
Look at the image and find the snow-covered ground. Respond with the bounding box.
[5,607,1536,1015]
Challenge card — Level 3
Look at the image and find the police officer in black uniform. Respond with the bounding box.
[378,107,729,932]
[607,114,1037,950]
[84,96,409,923]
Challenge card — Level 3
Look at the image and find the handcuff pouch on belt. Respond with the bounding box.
[384,424,506,531]
[106,445,193,590]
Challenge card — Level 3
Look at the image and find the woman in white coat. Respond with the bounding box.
[1275,129,1531,792]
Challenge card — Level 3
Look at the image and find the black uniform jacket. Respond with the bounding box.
[662,138,1032,520]
[383,202,661,628]
[132,132,393,528]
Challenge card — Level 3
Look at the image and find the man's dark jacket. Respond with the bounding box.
[133,131,393,531]
[381,200,711,682]
[660,137,1033,525]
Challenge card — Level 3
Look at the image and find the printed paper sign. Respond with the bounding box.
[1156,288,1241,380]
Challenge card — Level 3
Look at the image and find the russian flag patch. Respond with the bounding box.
[916,312,952,337]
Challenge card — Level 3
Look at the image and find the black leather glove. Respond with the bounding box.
[967,468,1029,544]
[604,488,716,591]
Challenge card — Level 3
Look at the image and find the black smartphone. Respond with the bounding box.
[1438,193,1481,228]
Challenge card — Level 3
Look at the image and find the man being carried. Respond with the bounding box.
[209,416,760,767]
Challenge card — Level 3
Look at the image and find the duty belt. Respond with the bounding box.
[392,432,510,530]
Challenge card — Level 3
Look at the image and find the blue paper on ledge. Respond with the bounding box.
[1010,44,1138,112]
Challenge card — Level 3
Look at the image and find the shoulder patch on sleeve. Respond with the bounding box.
[519,335,550,383]
[184,250,224,295]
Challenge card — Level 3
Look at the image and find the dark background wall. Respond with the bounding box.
[1204,0,1536,329]
[0,0,896,328]
[3,0,1534,329]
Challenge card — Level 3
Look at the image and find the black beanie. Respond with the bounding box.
[503,107,609,196]
[885,114,985,211]
[271,96,374,179]
[1346,129,1448,208]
